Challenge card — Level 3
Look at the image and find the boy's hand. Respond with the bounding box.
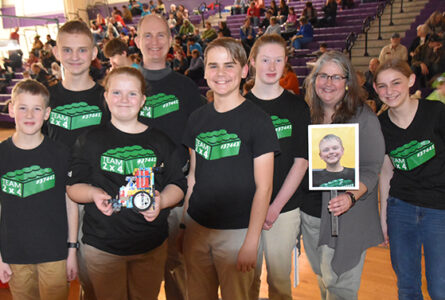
[91,187,112,216]
[0,261,12,283]
[236,242,257,273]
[139,190,161,222]
[66,248,78,281]
[263,202,280,230]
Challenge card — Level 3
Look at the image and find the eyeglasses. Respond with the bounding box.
[316,73,347,83]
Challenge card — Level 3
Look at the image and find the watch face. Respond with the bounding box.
[132,191,153,211]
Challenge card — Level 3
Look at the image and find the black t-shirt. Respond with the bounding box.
[0,137,69,264]
[68,122,187,255]
[183,100,280,229]
[379,99,445,209]
[46,82,109,147]
[312,168,355,187]
[245,90,310,212]
[140,70,203,167]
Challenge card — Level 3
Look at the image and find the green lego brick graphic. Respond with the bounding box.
[1,165,55,198]
[140,93,180,119]
[195,129,241,160]
[101,145,157,175]
[320,179,354,188]
[389,140,436,171]
[50,102,102,130]
[271,115,292,139]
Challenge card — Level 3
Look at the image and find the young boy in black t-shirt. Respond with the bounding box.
[0,80,78,299]
[180,38,280,299]
[67,67,186,300]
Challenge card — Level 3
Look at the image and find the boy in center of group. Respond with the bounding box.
[180,37,280,299]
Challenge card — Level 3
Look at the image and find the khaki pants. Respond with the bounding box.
[252,208,301,300]
[83,241,167,300]
[9,260,68,300]
[183,214,255,300]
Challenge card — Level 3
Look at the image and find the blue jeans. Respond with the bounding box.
[292,37,313,49]
[387,196,445,300]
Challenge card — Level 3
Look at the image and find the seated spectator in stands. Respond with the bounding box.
[379,33,408,62]
[175,11,184,31]
[269,0,278,16]
[127,26,138,53]
[172,50,189,74]
[119,31,129,44]
[240,18,256,48]
[341,0,354,9]
[185,49,204,82]
[39,49,56,71]
[156,0,165,14]
[31,63,50,87]
[105,23,119,39]
[412,34,445,87]
[319,0,337,27]
[218,21,232,38]
[113,11,126,29]
[90,20,103,44]
[284,7,298,30]
[280,63,300,94]
[170,4,177,16]
[149,0,156,11]
[25,52,39,70]
[141,4,151,17]
[277,0,289,24]
[258,10,272,35]
[104,38,140,70]
[193,28,204,46]
[45,34,56,47]
[129,0,143,15]
[364,58,381,108]
[427,73,445,103]
[96,13,106,27]
[425,11,444,37]
[122,5,133,23]
[187,36,203,58]
[10,27,19,44]
[112,6,122,16]
[178,4,189,19]
[264,17,282,35]
[302,1,318,27]
[168,13,177,34]
[51,62,62,81]
[0,66,12,94]
[31,35,44,57]
[408,25,430,64]
[202,21,218,44]
[312,42,328,58]
[129,53,141,65]
[179,19,195,39]
[231,0,247,15]
[247,1,261,26]
[3,50,23,72]
[291,16,314,50]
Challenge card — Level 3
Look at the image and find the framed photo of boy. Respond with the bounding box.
[308,124,359,190]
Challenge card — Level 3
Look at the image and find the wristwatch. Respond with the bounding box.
[345,192,357,206]
[67,242,80,249]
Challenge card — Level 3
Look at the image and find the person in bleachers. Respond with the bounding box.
[269,0,278,16]
[3,49,23,72]
[408,25,430,64]
[129,0,143,16]
[9,27,20,44]
[379,33,408,63]
[427,73,445,103]
[319,0,337,27]
[201,21,218,44]
[39,48,57,72]
[364,58,382,109]
[247,1,261,26]
[141,3,151,16]
[45,34,56,47]
[178,4,189,19]
[277,0,289,24]
[156,0,166,15]
[31,63,50,87]
[341,0,354,9]
[168,13,177,33]
[240,18,257,49]
[24,52,38,70]
[280,63,300,94]
[290,16,314,50]
[312,42,328,58]
[112,6,122,16]
[179,19,195,40]
[264,17,282,36]
[218,21,232,37]
[302,1,318,27]
[51,62,62,81]
[412,34,445,88]
[103,38,141,70]
[231,0,247,15]
[31,35,44,57]
[122,5,133,23]
[185,49,204,83]
[186,36,203,58]
[258,10,273,35]
[425,11,445,38]
[284,7,298,29]
[172,50,189,74]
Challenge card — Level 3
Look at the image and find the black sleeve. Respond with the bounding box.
[182,109,199,150]
[252,111,280,158]
[294,100,311,160]
[67,132,93,186]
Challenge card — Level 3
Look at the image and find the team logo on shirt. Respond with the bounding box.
[139,93,179,119]
[101,146,157,175]
[389,140,436,171]
[49,102,102,130]
[1,165,55,197]
[195,129,241,160]
[271,115,292,139]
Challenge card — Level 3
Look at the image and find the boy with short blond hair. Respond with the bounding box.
[0,79,78,299]
[181,38,280,299]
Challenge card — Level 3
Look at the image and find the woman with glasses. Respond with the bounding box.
[301,51,385,299]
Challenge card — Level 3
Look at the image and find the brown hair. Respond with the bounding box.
[103,66,146,94]
[304,51,365,124]
[103,38,129,58]
[57,20,93,44]
[11,79,50,107]
[373,58,413,83]
[204,37,247,66]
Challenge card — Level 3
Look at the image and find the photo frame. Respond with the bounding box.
[308,124,359,191]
